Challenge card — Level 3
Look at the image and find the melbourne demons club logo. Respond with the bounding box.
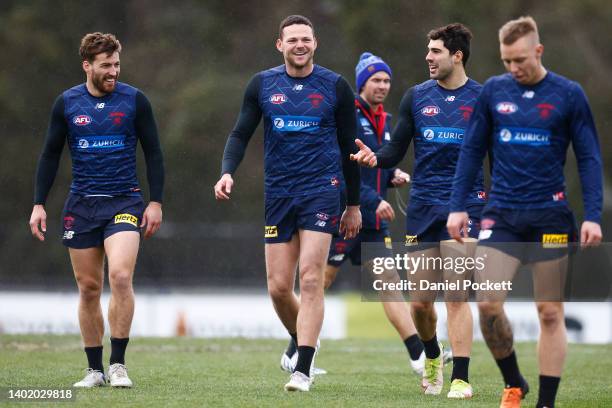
[269,94,287,104]
[308,93,324,108]
[459,106,473,121]
[64,215,75,230]
[421,105,440,116]
[537,103,555,119]
[109,111,126,125]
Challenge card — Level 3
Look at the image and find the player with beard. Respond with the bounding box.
[351,24,485,399]
[30,32,164,388]
[215,15,361,392]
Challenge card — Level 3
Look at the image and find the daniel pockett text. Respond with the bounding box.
[370,254,513,293]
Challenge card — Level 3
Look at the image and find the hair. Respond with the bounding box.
[427,23,473,66]
[498,16,539,45]
[79,32,122,62]
[278,15,315,39]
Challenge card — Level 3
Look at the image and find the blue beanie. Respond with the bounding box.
[355,52,392,92]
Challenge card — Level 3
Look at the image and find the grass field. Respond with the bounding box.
[1,334,611,407]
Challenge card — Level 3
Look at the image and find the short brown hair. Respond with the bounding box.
[498,16,539,45]
[428,23,473,66]
[79,32,122,62]
[278,15,315,39]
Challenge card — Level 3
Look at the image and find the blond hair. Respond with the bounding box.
[498,16,539,45]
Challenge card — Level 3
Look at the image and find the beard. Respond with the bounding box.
[286,51,313,70]
[91,70,118,94]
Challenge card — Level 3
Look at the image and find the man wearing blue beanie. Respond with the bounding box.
[355,52,393,93]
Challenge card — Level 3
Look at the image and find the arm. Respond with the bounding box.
[449,84,492,213]
[135,91,165,238]
[220,75,262,177]
[447,83,492,242]
[569,83,603,245]
[215,75,262,200]
[335,77,362,238]
[375,88,415,168]
[135,91,165,203]
[30,95,67,241]
[335,77,360,206]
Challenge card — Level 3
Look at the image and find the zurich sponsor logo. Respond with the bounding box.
[272,116,320,133]
[270,94,287,104]
[496,102,518,114]
[421,105,440,116]
[273,118,285,129]
[420,127,464,144]
[76,135,126,151]
[498,127,550,146]
[73,115,92,126]
[500,128,512,142]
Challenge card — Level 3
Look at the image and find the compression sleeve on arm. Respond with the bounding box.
[221,74,262,176]
[135,91,165,203]
[375,88,415,168]
[335,77,360,206]
[33,95,67,205]
[569,83,603,223]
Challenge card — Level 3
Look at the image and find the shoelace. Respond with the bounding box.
[111,365,128,378]
[424,358,441,384]
[501,387,522,406]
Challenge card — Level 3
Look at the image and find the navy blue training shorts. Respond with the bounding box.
[405,203,484,249]
[328,228,393,267]
[477,205,577,263]
[264,190,340,243]
[61,194,145,249]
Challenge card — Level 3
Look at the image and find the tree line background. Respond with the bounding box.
[1,0,610,289]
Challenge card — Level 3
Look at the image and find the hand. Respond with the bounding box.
[446,211,470,243]
[580,221,602,248]
[141,201,162,239]
[350,139,377,168]
[214,173,234,200]
[339,205,362,239]
[391,168,410,187]
[29,204,47,241]
[376,200,395,221]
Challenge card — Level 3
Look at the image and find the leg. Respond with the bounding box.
[265,234,300,333]
[105,231,140,339]
[409,247,441,343]
[70,247,105,347]
[323,264,340,290]
[533,258,568,408]
[69,246,107,387]
[296,229,330,347]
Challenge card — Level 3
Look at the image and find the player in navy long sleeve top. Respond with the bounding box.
[29,32,164,389]
[447,17,602,408]
[352,24,482,398]
[214,15,361,391]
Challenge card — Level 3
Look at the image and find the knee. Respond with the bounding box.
[76,278,102,302]
[299,264,324,296]
[109,268,133,293]
[445,301,464,314]
[478,301,503,318]
[411,301,434,315]
[267,277,294,301]
[537,303,563,329]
